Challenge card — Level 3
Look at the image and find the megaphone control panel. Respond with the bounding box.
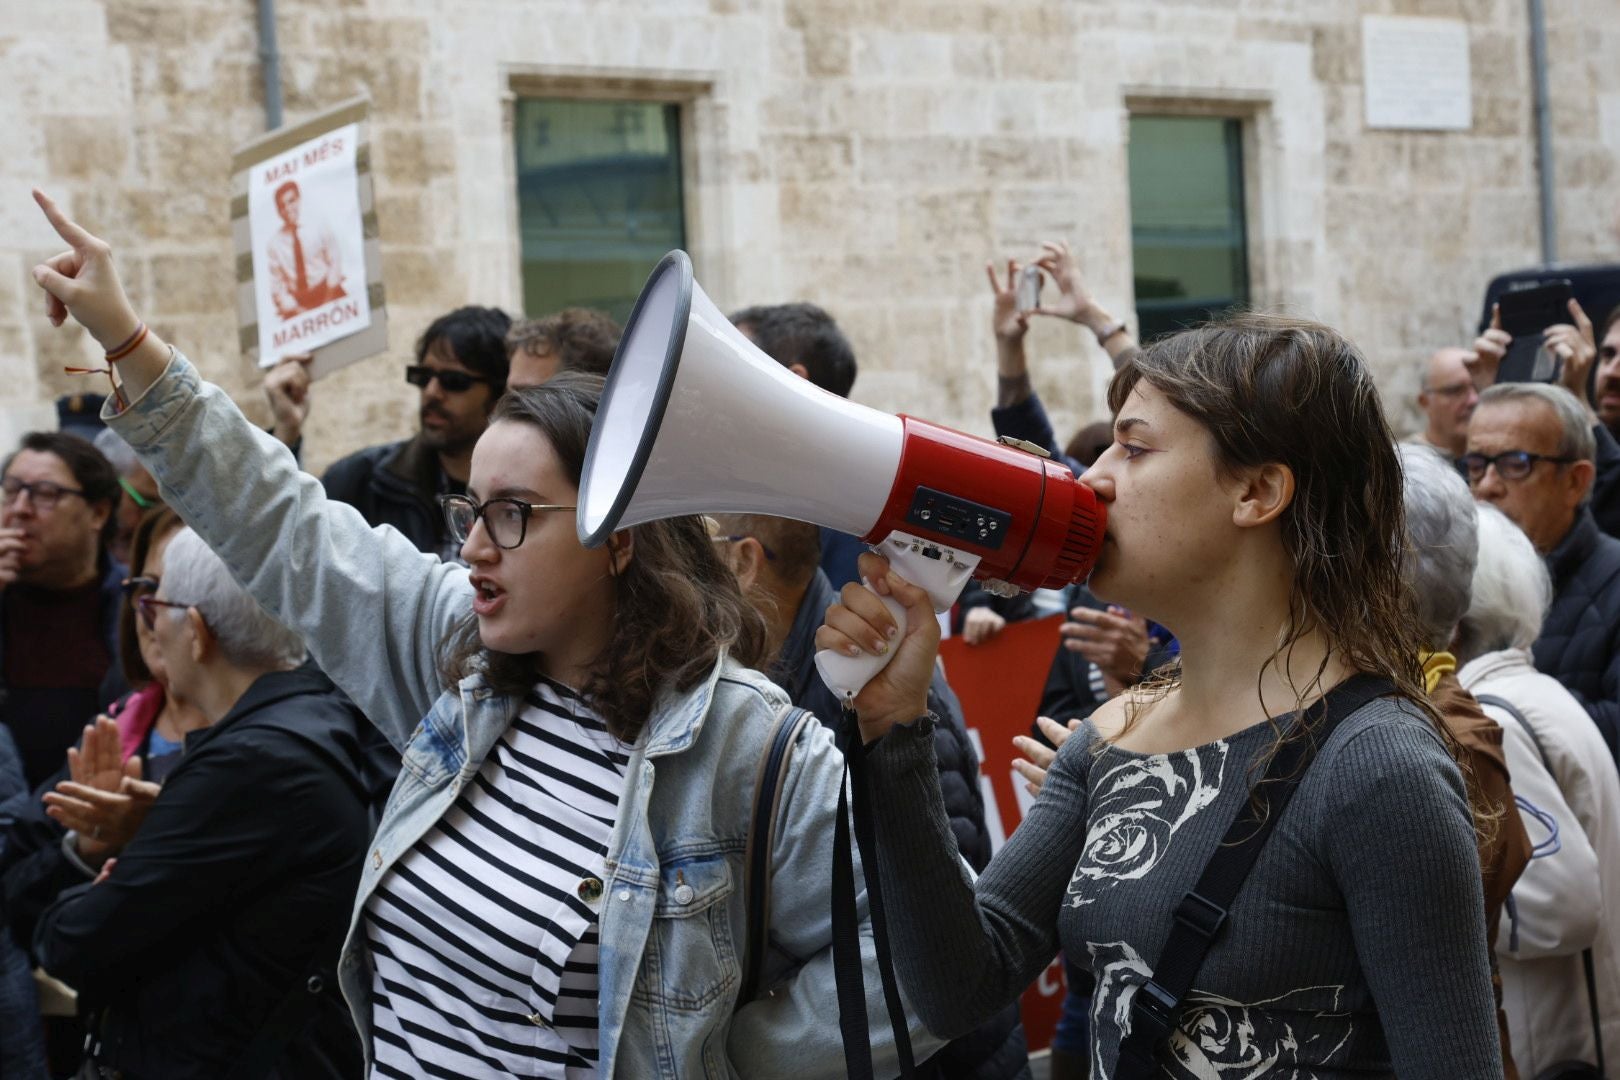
[905,487,1011,549]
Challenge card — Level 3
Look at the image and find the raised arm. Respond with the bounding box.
[28,190,462,744]
[818,553,1090,1037]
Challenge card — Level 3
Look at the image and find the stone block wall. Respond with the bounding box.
[2,0,1614,471]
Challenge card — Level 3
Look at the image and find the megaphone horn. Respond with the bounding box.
[579,251,1106,699]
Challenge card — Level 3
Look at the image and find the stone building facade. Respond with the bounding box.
[2,0,1616,471]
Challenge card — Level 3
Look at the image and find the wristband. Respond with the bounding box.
[1092,319,1127,346]
[106,321,148,362]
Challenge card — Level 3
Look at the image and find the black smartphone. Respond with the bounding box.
[1496,279,1573,383]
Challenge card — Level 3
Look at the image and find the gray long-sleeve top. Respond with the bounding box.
[866,694,1502,1078]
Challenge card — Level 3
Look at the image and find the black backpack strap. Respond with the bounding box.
[1475,693,1606,1073]
[1115,673,1394,1078]
[737,702,817,1011]
[832,700,917,1080]
[223,919,348,1080]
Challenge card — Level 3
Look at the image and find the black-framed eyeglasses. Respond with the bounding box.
[1459,450,1579,483]
[713,534,777,561]
[120,575,159,597]
[439,494,576,550]
[1,477,87,511]
[135,595,191,631]
[405,366,494,393]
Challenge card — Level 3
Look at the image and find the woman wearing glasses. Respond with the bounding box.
[28,525,376,1080]
[28,190,931,1079]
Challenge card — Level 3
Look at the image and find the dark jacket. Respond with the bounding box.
[1039,584,1178,726]
[321,434,443,555]
[1533,507,1620,762]
[990,389,1084,477]
[1592,422,1620,540]
[0,726,48,1080]
[0,554,125,788]
[773,569,1031,1080]
[32,666,377,1080]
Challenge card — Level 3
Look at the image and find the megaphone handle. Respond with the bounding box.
[813,590,909,703]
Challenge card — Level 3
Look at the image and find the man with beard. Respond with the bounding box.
[323,306,511,561]
[0,432,123,787]
[1597,305,1620,441]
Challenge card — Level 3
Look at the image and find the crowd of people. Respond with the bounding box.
[1,182,1617,1080]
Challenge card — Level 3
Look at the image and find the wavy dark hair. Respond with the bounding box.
[1106,313,1489,836]
[437,373,768,743]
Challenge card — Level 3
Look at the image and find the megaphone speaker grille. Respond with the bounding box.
[578,251,693,546]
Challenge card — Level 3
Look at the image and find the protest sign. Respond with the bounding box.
[938,613,1069,1053]
[231,96,387,379]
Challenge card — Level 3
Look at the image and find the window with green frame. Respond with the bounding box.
[1127,115,1250,342]
[513,98,686,324]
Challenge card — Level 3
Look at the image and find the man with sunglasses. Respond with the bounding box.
[0,432,125,787]
[322,305,511,561]
[1465,382,1620,766]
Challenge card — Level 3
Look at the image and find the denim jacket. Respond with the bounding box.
[106,351,941,1078]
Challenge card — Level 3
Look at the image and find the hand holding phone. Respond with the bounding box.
[1016,265,1043,313]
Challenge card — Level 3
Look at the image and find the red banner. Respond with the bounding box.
[937,613,1069,1052]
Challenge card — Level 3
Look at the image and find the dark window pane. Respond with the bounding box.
[1127,115,1249,341]
[514,99,686,324]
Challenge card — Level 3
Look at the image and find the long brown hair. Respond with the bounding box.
[1107,314,1487,829]
[437,373,768,743]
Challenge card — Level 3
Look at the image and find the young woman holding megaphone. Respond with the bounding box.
[820,317,1505,1078]
[27,189,943,1078]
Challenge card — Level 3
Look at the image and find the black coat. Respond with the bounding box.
[1039,584,1178,726]
[322,434,444,555]
[1533,507,1620,763]
[774,570,1030,1080]
[32,666,377,1080]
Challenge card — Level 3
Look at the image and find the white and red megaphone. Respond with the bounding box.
[579,251,1106,700]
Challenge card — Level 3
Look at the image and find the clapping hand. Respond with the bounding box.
[43,716,158,864]
[1011,716,1081,796]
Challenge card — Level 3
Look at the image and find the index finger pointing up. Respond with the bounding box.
[33,189,96,249]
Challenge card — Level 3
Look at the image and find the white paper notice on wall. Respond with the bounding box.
[1362,16,1472,132]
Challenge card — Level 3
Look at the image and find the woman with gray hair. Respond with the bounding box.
[1456,503,1620,1075]
[1396,443,1532,1072]
[30,527,379,1079]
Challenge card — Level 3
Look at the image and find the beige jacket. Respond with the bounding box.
[1461,649,1620,1073]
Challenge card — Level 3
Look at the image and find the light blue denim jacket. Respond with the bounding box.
[106,352,941,1078]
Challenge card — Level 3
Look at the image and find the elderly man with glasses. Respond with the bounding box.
[321,305,511,561]
[1409,346,1480,461]
[1464,382,1620,766]
[0,432,124,787]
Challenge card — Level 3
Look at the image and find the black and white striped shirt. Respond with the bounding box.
[365,678,630,1079]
